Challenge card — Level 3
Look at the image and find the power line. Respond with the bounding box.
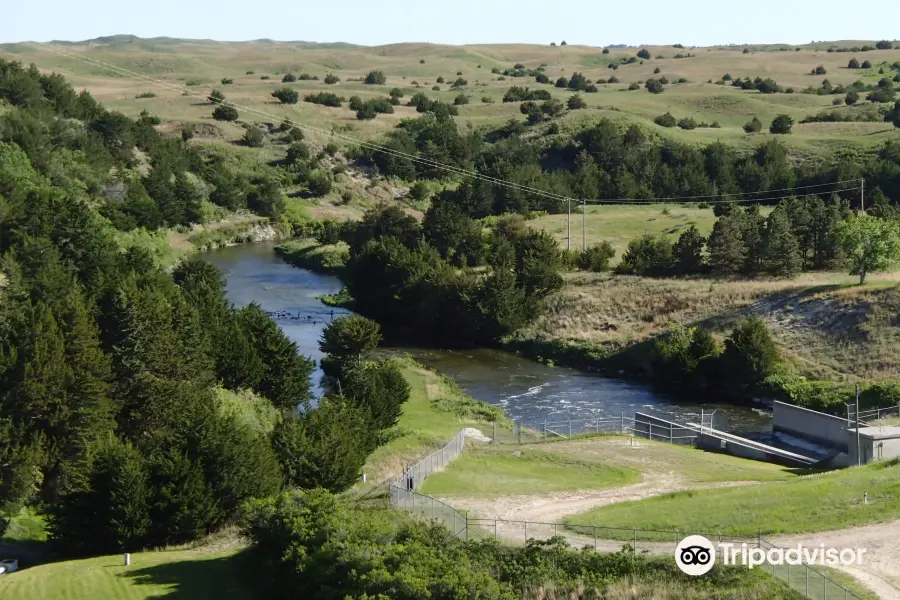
[40,46,862,210]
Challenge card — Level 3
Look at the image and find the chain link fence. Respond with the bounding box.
[388,428,864,600]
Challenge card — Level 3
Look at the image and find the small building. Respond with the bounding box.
[847,426,900,465]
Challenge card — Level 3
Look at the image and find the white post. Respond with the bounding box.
[362,473,367,484]
[124,553,131,566]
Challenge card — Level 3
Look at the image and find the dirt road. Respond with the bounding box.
[440,479,900,599]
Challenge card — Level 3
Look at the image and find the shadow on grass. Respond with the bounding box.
[122,548,260,599]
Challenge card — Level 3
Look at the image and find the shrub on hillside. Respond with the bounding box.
[282,73,297,82]
[637,48,651,59]
[212,105,238,121]
[304,92,344,107]
[654,112,677,127]
[324,73,340,84]
[567,94,586,109]
[271,87,299,104]
[743,116,762,133]
[241,125,264,147]
[578,242,616,272]
[364,70,387,85]
[769,114,794,134]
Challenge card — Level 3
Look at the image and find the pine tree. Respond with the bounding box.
[318,315,382,373]
[477,236,529,339]
[271,400,370,492]
[707,214,746,275]
[238,303,314,411]
[341,360,411,436]
[741,205,765,275]
[48,435,151,556]
[574,150,601,199]
[763,205,803,277]
[53,287,115,493]
[672,225,706,275]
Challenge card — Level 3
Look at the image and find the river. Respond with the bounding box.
[205,242,772,433]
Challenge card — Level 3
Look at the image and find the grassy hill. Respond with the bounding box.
[4,36,899,160]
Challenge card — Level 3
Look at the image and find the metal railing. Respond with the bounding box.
[387,427,864,600]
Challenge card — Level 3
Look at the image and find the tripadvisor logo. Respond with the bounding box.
[675,535,868,576]
[675,535,716,576]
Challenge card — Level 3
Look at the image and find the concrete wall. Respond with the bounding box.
[696,435,770,462]
[633,413,698,446]
[773,401,850,451]
[848,435,900,465]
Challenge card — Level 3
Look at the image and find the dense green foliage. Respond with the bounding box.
[240,489,804,600]
[651,317,778,398]
[0,60,406,556]
[339,204,561,347]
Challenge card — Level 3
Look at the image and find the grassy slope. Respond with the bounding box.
[419,445,641,497]
[566,459,900,537]
[6,39,899,159]
[517,267,900,383]
[540,437,798,484]
[0,546,255,600]
[359,357,506,489]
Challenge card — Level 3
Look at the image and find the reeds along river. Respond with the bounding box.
[204,242,772,433]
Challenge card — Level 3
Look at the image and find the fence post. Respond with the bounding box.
[492,422,496,444]
[517,420,521,445]
[431,496,434,520]
[806,567,809,596]
[465,511,469,542]
[568,419,572,438]
[633,529,637,555]
[524,521,527,543]
[543,420,547,443]
[594,526,597,551]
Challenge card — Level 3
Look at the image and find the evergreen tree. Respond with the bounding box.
[319,315,382,374]
[477,236,530,339]
[513,230,564,297]
[238,303,314,411]
[48,435,151,556]
[271,400,370,492]
[573,150,601,199]
[707,213,746,275]
[422,196,484,266]
[672,225,705,275]
[721,318,779,391]
[341,360,411,436]
[762,205,803,277]
[741,205,765,275]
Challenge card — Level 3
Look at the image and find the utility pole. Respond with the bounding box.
[861,178,865,214]
[582,198,586,252]
[567,198,571,252]
[856,383,862,466]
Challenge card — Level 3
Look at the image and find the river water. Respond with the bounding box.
[205,243,772,433]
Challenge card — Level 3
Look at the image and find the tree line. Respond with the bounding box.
[363,108,900,217]
[0,60,413,556]
[614,197,900,284]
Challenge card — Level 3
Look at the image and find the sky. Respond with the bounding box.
[3,0,900,47]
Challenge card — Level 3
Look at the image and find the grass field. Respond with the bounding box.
[540,436,800,484]
[5,36,899,159]
[527,203,767,260]
[419,445,640,497]
[0,545,255,600]
[566,458,900,537]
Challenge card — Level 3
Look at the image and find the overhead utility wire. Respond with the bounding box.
[43,46,860,208]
